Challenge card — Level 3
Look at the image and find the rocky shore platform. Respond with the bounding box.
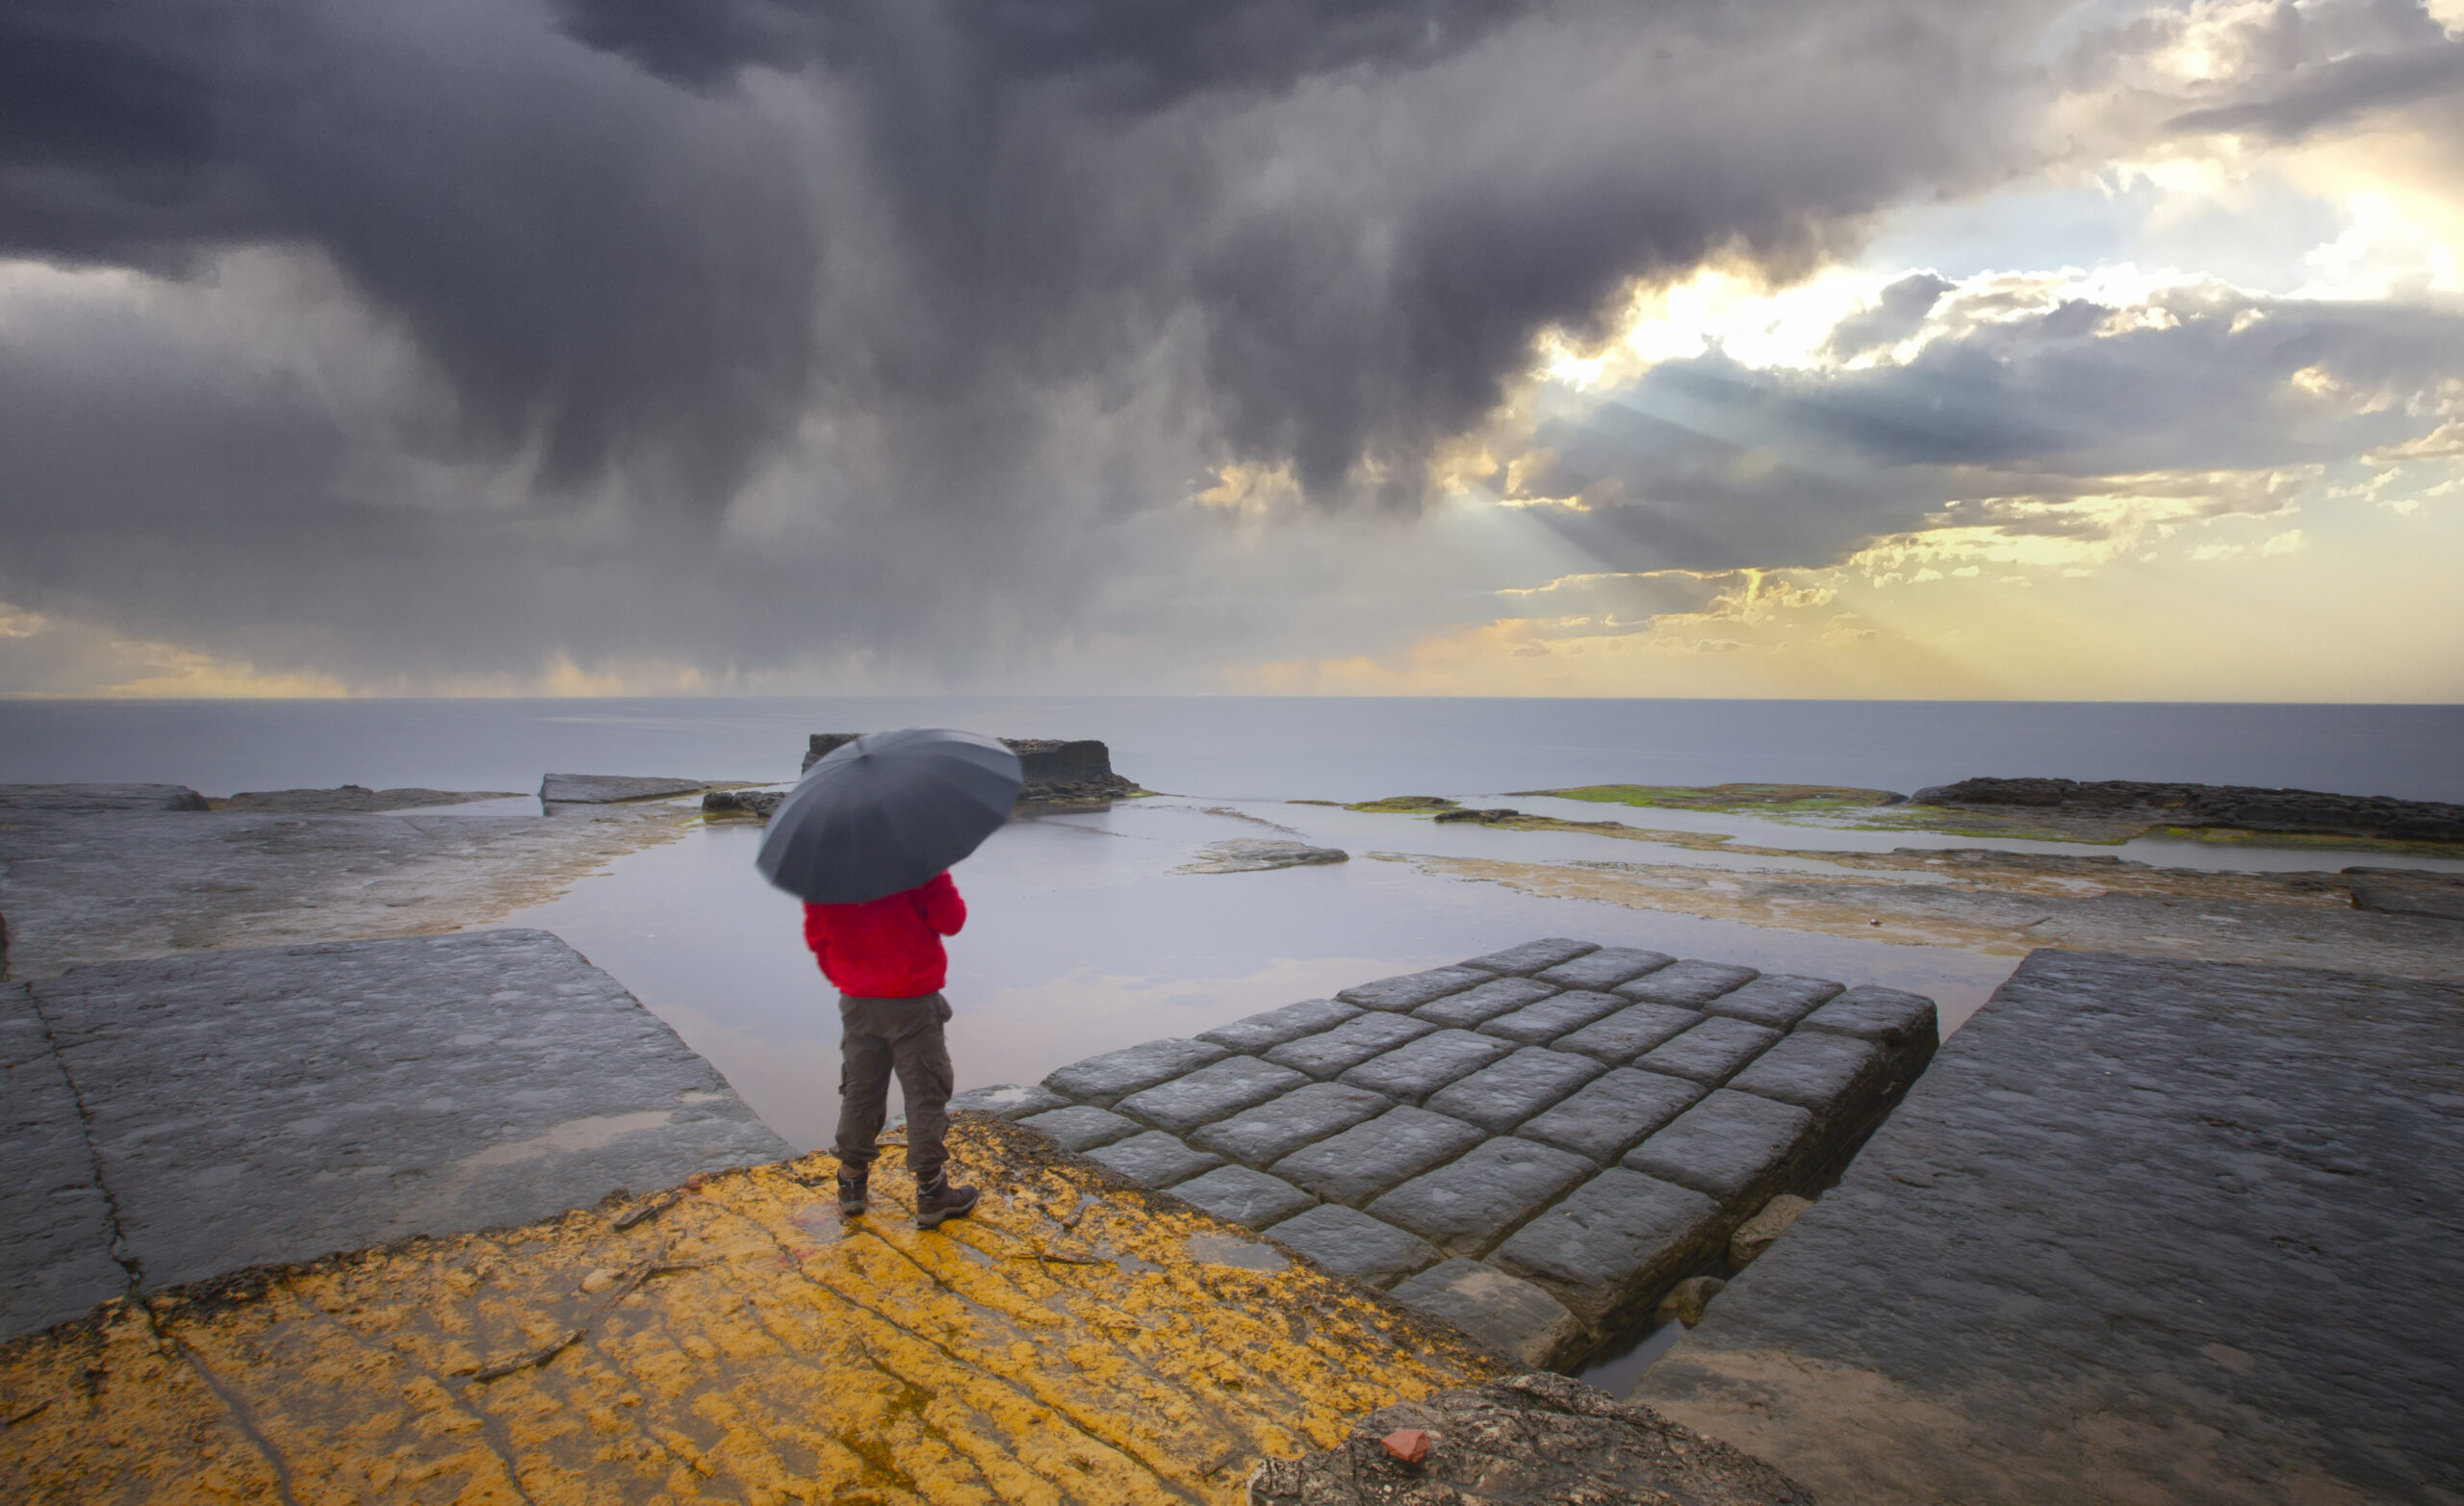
[2,930,786,1338]
[1635,949,2464,1504]
[1912,775,2464,844]
[958,937,1939,1368]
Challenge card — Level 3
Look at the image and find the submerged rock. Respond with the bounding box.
[1178,839,1349,874]
[221,785,517,813]
[702,788,787,819]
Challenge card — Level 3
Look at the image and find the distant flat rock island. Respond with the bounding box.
[1912,777,2464,845]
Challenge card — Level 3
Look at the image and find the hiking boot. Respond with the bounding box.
[835,1171,869,1217]
[913,1175,979,1230]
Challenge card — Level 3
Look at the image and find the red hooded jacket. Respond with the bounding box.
[802,872,965,998]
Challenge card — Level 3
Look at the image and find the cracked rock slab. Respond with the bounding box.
[1340,1030,1519,1105]
[1457,938,1600,977]
[1516,1068,1707,1164]
[1633,1016,1784,1086]
[1411,976,1560,1030]
[1618,960,1761,1008]
[1367,1138,1595,1258]
[1703,975,1844,1030]
[1268,1203,1444,1289]
[1015,1106,1142,1153]
[1337,966,1497,1012]
[1191,1082,1394,1168]
[1083,1131,1222,1188]
[1265,1012,1438,1080]
[1271,1107,1486,1208]
[1388,1258,1584,1368]
[1042,1037,1229,1107]
[1197,999,1361,1054]
[1554,1002,1706,1064]
[1478,990,1630,1047]
[1422,1049,1607,1135]
[1491,1168,1724,1327]
[25,932,789,1296]
[538,774,712,804]
[1167,1165,1316,1229]
[1624,1090,1813,1204]
[1,983,126,1337]
[1116,1056,1311,1135]
[1536,947,1677,993]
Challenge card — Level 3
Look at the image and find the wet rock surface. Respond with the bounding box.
[1178,838,1350,874]
[1247,1371,1814,1506]
[2345,864,2464,921]
[0,783,209,814]
[701,787,786,819]
[222,785,518,813]
[0,983,124,1335]
[1637,949,2464,1505]
[0,932,786,1333]
[1913,775,2464,843]
[539,774,712,804]
[1023,939,1939,1367]
[803,732,1144,803]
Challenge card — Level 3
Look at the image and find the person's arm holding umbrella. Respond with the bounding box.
[760,730,1019,1231]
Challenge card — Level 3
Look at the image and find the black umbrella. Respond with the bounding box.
[755,728,1023,904]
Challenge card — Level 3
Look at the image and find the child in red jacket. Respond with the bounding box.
[803,870,979,1229]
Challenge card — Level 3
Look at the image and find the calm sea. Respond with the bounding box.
[3,697,2459,803]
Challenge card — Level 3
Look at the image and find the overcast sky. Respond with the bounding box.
[4,0,2460,699]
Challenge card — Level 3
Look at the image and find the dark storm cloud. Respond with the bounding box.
[1508,289,2464,572]
[2169,38,2464,140]
[2,0,2080,683]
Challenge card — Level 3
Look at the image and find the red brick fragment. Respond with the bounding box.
[1381,1428,1432,1464]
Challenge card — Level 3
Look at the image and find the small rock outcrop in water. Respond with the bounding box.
[1176,839,1349,874]
[0,784,209,814]
[1245,1371,1814,1505]
[702,788,788,820]
[1912,777,2464,844]
[540,774,713,804]
[223,785,518,813]
[803,734,1141,803]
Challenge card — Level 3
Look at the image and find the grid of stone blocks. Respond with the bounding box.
[952,937,1938,1368]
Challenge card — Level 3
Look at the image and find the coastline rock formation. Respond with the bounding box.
[540,774,713,804]
[0,784,209,814]
[1912,777,2464,844]
[1177,839,1349,874]
[802,733,1141,803]
[221,785,518,813]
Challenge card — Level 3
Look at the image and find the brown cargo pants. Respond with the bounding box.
[833,992,954,1183]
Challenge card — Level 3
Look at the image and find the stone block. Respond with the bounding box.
[1265,1012,1437,1079]
[1491,1168,1724,1326]
[1456,938,1601,977]
[1623,1090,1813,1203]
[1726,1031,1887,1113]
[1084,1131,1223,1188]
[1192,1082,1394,1167]
[1168,1165,1317,1230]
[1553,1002,1705,1064]
[1388,1258,1584,1368]
[948,1083,1070,1120]
[1115,1056,1311,1135]
[1367,1138,1595,1258]
[1197,999,1363,1054]
[1730,1192,1815,1265]
[1015,1106,1141,1153]
[1478,990,1630,1047]
[1337,965,1497,1012]
[1515,1068,1707,1164]
[1797,984,1939,1047]
[1269,1204,1444,1289]
[1422,1049,1607,1134]
[1412,976,1560,1030]
[1632,1016,1783,1086]
[1617,960,1760,1008]
[1535,947,1676,992]
[1042,1037,1229,1107]
[1703,975,1844,1030]
[1340,1030,1519,1105]
[1270,1107,1486,1208]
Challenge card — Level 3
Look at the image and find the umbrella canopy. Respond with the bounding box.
[755,728,1023,905]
